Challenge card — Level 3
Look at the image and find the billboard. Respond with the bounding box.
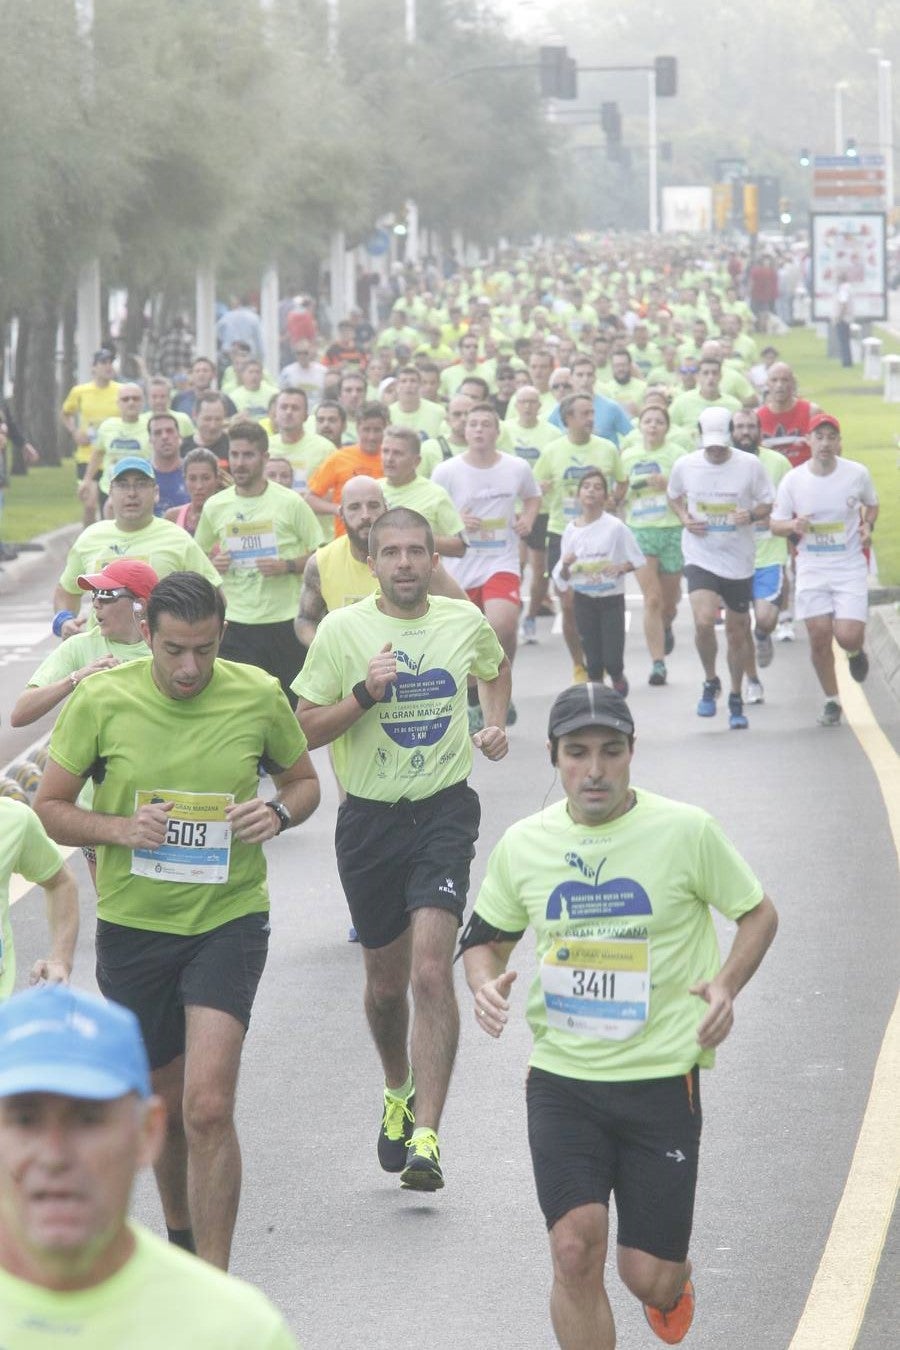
[661,186,712,234]
[811,213,887,322]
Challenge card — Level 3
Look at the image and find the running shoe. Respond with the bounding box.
[400,1129,444,1191]
[848,650,869,683]
[817,700,842,727]
[744,678,764,705]
[612,676,629,697]
[377,1089,416,1173]
[774,618,795,642]
[728,693,749,729]
[649,660,667,686]
[664,625,675,656]
[520,616,537,644]
[644,1278,695,1345]
[467,703,484,735]
[572,663,588,684]
[755,631,774,668]
[348,925,359,943]
[506,700,517,726]
[696,676,721,717]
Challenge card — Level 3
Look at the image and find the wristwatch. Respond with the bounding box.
[267,800,291,833]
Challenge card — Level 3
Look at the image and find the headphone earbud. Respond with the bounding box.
[133,602,142,613]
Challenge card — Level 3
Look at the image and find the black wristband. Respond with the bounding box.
[352,680,377,710]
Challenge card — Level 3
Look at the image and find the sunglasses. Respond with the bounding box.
[92,589,135,604]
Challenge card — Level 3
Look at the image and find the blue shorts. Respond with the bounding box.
[753,564,784,604]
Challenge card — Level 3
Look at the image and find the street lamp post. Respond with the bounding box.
[647,69,659,235]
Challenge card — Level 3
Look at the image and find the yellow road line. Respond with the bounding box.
[789,654,900,1349]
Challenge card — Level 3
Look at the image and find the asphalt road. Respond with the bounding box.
[2,541,897,1350]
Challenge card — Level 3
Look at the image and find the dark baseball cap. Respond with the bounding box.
[93,347,115,364]
[548,683,635,739]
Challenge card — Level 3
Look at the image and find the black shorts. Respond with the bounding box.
[684,564,752,614]
[523,511,549,552]
[526,1066,702,1263]
[335,781,481,949]
[218,618,307,708]
[95,912,270,1070]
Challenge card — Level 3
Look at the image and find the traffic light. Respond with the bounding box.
[799,147,811,167]
[539,45,577,99]
[845,137,858,158]
[601,101,621,145]
[654,56,678,97]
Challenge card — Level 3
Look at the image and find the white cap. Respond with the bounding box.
[698,407,732,449]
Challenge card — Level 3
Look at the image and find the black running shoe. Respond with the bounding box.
[377,1090,415,1173]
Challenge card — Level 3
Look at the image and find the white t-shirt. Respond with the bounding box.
[552,514,646,597]
[668,449,774,579]
[771,458,877,587]
[432,453,539,589]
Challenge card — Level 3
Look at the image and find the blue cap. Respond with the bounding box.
[109,457,156,482]
[0,985,151,1101]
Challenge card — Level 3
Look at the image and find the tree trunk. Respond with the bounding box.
[17,296,63,466]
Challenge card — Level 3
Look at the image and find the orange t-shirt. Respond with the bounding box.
[307,445,383,536]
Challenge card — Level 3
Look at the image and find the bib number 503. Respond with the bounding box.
[165,820,208,847]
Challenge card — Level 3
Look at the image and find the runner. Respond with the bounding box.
[667,408,775,729]
[0,802,77,1000]
[294,507,510,1193]
[770,413,878,726]
[462,682,778,1350]
[34,572,320,1268]
[60,348,121,527]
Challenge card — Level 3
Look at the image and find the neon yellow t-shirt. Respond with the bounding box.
[389,399,445,441]
[535,436,625,536]
[48,658,307,935]
[95,419,152,495]
[474,792,764,1081]
[229,381,281,421]
[752,446,789,567]
[668,389,741,430]
[620,440,686,530]
[294,594,503,801]
[382,477,464,539]
[61,381,122,464]
[267,432,334,495]
[503,418,559,470]
[58,518,222,598]
[195,483,322,624]
[0,800,65,1000]
[0,1221,297,1348]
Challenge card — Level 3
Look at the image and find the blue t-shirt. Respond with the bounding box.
[153,466,190,516]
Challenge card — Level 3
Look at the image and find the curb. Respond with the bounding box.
[869,603,900,707]
[0,523,81,590]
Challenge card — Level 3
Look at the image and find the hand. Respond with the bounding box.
[731,508,752,527]
[209,547,232,574]
[77,479,97,503]
[461,511,484,532]
[365,642,396,701]
[226,797,280,844]
[74,655,119,684]
[24,443,40,465]
[123,801,174,849]
[793,515,810,536]
[690,977,734,1049]
[255,557,286,577]
[860,520,873,545]
[60,615,87,640]
[75,430,91,447]
[474,971,517,1038]
[647,472,667,490]
[684,514,707,535]
[29,958,70,986]
[473,726,508,761]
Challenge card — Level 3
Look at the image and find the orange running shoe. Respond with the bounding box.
[643,1278,695,1344]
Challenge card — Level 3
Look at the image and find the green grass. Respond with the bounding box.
[2,462,82,544]
[774,325,900,586]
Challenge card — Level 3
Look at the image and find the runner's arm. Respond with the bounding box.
[34,759,173,850]
[478,657,511,729]
[690,894,778,1050]
[294,552,327,647]
[30,862,79,985]
[462,922,522,1040]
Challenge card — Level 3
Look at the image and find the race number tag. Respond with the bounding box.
[806,520,847,554]
[540,936,650,1040]
[696,499,737,532]
[570,559,616,595]
[131,790,233,884]
[631,493,668,522]
[225,520,278,568]
[468,516,507,549]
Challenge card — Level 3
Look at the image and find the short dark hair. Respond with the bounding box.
[460,376,490,400]
[579,467,608,493]
[277,386,308,408]
[146,572,225,635]
[560,393,593,424]
[368,507,434,558]
[147,412,180,434]
[229,421,269,453]
[357,401,390,427]
[182,447,220,475]
[381,425,422,455]
[317,398,348,426]
[195,391,227,412]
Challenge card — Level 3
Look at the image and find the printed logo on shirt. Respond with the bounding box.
[545,852,652,922]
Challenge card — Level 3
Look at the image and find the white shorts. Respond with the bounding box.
[795,583,868,623]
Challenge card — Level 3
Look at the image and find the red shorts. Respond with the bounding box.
[465,571,521,609]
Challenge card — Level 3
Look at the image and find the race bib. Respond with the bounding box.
[562,490,581,520]
[806,520,847,554]
[468,516,507,549]
[540,936,650,1040]
[696,499,737,532]
[131,790,233,884]
[631,493,668,522]
[225,520,278,568]
[570,559,616,595]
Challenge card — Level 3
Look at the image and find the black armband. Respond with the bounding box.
[352,680,377,710]
[454,911,526,963]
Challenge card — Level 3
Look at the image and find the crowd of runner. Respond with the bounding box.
[0,234,879,1347]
